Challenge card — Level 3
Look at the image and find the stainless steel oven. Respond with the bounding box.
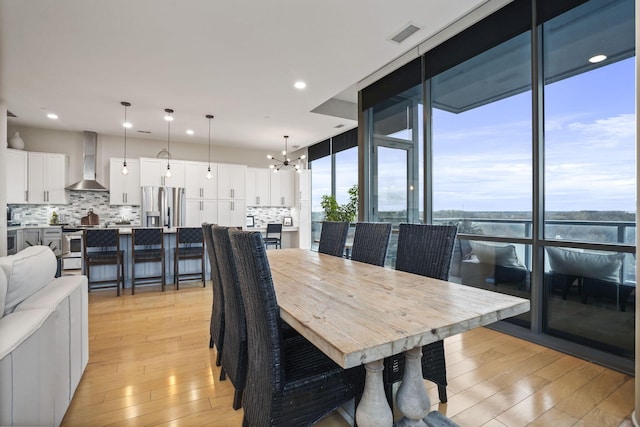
[7,229,17,255]
[62,230,83,270]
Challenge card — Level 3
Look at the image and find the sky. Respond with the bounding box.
[433,57,635,213]
[312,53,636,216]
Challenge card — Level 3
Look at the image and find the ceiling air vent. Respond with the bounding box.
[7,110,16,118]
[390,24,420,44]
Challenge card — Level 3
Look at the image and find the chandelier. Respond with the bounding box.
[267,135,306,173]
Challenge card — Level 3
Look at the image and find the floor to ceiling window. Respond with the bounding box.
[361,0,635,370]
[430,29,533,327]
[309,129,358,248]
[542,0,636,358]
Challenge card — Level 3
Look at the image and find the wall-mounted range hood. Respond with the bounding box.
[66,131,108,191]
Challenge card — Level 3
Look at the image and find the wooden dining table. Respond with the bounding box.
[266,248,530,427]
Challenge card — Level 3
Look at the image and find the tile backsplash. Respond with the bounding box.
[9,191,140,226]
[246,206,293,228]
[9,192,293,228]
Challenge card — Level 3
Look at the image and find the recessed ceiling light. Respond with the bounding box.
[294,81,306,89]
[589,54,607,63]
[47,113,58,119]
[186,129,194,135]
[123,122,132,128]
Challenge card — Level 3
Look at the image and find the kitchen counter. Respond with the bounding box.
[244,226,299,232]
[8,224,62,231]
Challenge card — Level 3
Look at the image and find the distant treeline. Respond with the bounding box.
[434,210,636,222]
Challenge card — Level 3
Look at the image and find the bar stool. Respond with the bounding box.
[131,228,165,295]
[84,229,124,296]
[173,227,205,289]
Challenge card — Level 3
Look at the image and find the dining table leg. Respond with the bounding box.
[355,359,394,427]
[395,346,431,427]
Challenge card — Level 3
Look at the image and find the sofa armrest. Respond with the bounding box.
[0,309,57,427]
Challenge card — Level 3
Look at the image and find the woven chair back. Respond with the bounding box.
[318,221,349,257]
[228,229,283,422]
[212,225,248,389]
[395,223,458,280]
[85,229,119,248]
[202,223,225,352]
[350,222,392,267]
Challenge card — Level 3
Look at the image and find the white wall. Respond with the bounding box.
[6,124,290,187]
[0,105,7,256]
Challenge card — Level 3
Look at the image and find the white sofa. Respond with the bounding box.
[0,246,88,426]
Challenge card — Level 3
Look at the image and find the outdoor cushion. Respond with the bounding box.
[545,246,623,283]
[0,246,56,314]
[469,241,521,268]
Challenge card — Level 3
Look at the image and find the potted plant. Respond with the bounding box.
[320,184,358,223]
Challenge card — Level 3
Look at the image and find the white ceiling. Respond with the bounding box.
[1,0,492,153]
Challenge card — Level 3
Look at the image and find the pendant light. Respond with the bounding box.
[163,108,173,178]
[120,101,131,175]
[267,135,306,173]
[205,114,214,179]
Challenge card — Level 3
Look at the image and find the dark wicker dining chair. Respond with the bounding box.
[350,222,392,267]
[202,223,224,368]
[228,229,362,427]
[385,223,458,406]
[212,225,247,410]
[318,221,349,257]
[263,223,282,249]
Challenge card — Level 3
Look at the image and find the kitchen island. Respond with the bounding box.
[69,226,210,291]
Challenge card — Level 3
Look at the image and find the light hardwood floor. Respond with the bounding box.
[62,283,635,427]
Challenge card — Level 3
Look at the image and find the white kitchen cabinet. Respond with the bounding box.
[217,199,246,227]
[139,157,186,187]
[186,199,218,227]
[217,163,246,200]
[109,158,140,205]
[21,228,41,247]
[246,167,271,206]
[42,227,62,257]
[6,149,28,204]
[296,169,311,202]
[297,200,312,250]
[270,169,294,206]
[185,161,217,199]
[27,152,68,204]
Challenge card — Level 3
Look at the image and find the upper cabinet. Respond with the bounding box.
[246,167,271,206]
[6,149,28,204]
[109,158,140,205]
[27,152,68,204]
[185,161,217,199]
[217,163,246,200]
[270,169,294,207]
[140,157,185,187]
[296,169,311,203]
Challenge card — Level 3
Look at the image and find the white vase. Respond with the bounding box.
[8,131,24,150]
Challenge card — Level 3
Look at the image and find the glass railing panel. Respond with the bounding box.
[451,239,532,328]
[544,247,634,357]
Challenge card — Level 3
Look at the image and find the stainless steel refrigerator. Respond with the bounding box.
[141,186,186,228]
